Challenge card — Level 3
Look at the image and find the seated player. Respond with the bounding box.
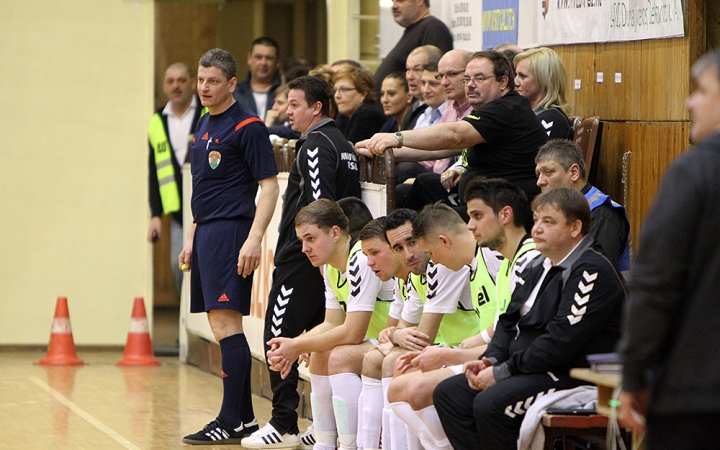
[387,179,541,449]
[266,199,394,450]
[360,208,477,450]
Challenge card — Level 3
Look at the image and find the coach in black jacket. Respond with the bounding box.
[433,188,625,450]
[243,76,361,448]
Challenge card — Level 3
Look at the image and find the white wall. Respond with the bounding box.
[0,1,154,345]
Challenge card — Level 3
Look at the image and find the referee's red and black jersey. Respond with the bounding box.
[190,102,278,223]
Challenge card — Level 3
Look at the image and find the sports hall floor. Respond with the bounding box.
[0,310,309,449]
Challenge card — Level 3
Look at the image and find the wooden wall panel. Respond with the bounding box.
[638,38,691,121]
[595,121,689,250]
[552,43,596,119]
[709,0,720,50]
[593,41,642,121]
[155,3,219,109]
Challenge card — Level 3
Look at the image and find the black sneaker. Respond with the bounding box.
[182,419,257,445]
[242,418,260,435]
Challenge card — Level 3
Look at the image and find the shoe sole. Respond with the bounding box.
[240,439,301,449]
[181,437,243,445]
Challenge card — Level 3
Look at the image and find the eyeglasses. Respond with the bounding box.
[461,75,496,85]
[334,86,357,95]
[435,70,464,80]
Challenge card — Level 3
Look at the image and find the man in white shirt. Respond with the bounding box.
[147,62,204,291]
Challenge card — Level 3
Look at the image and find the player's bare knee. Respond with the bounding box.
[328,344,359,375]
[381,350,403,378]
[388,373,410,403]
[406,375,434,410]
[362,349,384,378]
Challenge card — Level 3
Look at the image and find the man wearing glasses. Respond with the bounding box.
[360,50,548,209]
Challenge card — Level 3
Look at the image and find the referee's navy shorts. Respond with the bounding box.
[190,218,254,315]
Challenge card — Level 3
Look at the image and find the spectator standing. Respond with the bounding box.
[147,63,204,292]
[373,0,453,100]
[233,36,282,121]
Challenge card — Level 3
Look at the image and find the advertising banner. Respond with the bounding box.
[537,0,684,45]
[483,0,520,49]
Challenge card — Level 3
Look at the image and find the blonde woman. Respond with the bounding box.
[514,47,573,139]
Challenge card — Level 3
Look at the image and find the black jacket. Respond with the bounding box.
[619,131,720,415]
[487,237,625,381]
[274,118,361,265]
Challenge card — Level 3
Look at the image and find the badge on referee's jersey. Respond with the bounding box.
[208,151,221,169]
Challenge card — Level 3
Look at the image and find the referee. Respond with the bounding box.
[180,48,279,445]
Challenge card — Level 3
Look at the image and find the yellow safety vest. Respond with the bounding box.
[148,107,208,215]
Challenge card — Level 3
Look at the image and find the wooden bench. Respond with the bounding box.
[357,148,396,213]
[542,413,631,449]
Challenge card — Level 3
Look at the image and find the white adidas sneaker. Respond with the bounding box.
[240,423,301,449]
[299,423,316,449]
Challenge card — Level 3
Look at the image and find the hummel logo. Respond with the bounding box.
[349,265,360,276]
[578,281,594,294]
[542,119,554,136]
[218,293,229,302]
[307,147,319,158]
[574,292,589,306]
[428,266,438,279]
[582,271,598,282]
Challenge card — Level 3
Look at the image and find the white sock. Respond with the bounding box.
[356,389,364,449]
[405,424,422,450]
[381,378,392,450]
[313,445,335,450]
[390,402,436,449]
[329,373,362,450]
[389,408,408,450]
[416,405,452,449]
[310,375,337,448]
[360,375,383,450]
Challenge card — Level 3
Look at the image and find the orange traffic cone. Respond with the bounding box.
[37,297,86,365]
[117,297,160,366]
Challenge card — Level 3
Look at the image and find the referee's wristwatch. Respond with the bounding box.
[394,131,403,148]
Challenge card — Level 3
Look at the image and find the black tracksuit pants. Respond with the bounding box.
[263,259,325,435]
[433,371,585,450]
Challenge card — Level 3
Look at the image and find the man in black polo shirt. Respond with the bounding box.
[360,50,548,210]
